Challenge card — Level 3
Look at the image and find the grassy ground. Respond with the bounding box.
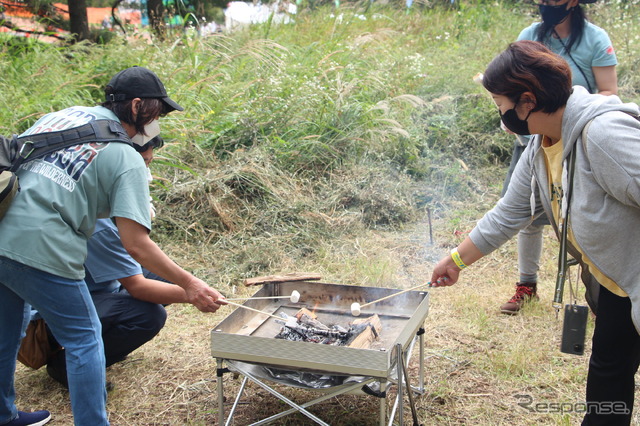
[15,191,612,425]
[6,1,640,424]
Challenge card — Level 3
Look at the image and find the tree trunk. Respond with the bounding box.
[147,0,164,37]
[68,0,90,41]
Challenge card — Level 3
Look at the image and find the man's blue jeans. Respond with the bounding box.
[0,256,109,426]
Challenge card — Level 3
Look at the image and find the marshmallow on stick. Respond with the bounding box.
[225,290,301,303]
[350,282,431,316]
[351,302,362,317]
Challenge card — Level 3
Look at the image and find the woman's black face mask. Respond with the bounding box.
[539,3,573,27]
[500,100,532,136]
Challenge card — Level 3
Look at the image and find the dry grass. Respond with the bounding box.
[15,200,631,425]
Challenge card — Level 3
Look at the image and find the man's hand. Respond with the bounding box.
[184,278,227,313]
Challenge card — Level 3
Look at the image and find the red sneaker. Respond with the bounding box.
[500,282,538,314]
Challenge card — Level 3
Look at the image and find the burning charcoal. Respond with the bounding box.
[276,316,354,346]
[284,316,298,329]
[298,314,330,331]
[275,313,382,349]
[334,324,349,334]
[348,323,371,336]
[274,326,306,341]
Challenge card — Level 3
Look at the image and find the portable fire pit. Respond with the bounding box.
[211,280,430,425]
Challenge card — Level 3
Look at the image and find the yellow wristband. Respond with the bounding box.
[450,248,468,270]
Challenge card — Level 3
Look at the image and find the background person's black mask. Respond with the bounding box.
[539,3,573,27]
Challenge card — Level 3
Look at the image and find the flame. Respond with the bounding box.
[311,301,320,315]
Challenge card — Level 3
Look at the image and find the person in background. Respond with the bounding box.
[432,40,640,425]
[0,66,225,426]
[101,15,111,30]
[40,135,197,388]
[499,0,617,314]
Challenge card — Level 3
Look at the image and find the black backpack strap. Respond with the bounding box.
[11,120,132,172]
[0,134,20,170]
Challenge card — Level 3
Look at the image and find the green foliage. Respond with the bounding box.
[90,28,118,44]
[592,0,640,103]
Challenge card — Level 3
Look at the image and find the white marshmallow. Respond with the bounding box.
[290,290,300,303]
[351,302,361,317]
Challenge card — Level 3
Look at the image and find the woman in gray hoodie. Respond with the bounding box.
[430,40,640,425]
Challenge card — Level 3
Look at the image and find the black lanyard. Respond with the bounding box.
[552,29,595,94]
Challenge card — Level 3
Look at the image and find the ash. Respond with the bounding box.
[275,313,371,346]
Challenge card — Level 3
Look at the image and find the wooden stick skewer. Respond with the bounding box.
[224,290,301,303]
[222,299,283,321]
[359,281,431,309]
[225,295,291,301]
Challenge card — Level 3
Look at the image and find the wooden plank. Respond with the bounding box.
[243,272,322,286]
[348,314,382,349]
[294,307,318,320]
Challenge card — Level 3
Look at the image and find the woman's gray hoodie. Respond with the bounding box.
[469,86,640,331]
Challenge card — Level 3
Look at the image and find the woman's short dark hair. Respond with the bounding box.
[482,40,572,114]
[102,87,169,134]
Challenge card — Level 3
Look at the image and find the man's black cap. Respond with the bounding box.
[105,66,183,112]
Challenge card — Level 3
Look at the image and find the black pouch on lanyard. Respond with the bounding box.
[560,304,589,355]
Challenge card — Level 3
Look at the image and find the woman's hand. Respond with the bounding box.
[429,238,483,287]
[430,255,461,287]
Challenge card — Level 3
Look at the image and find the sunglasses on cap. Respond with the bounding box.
[133,135,164,153]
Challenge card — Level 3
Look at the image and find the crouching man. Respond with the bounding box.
[23,136,210,388]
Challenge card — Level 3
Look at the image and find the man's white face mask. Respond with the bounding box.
[147,167,155,218]
[131,119,160,147]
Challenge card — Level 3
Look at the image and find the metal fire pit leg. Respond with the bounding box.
[379,379,387,426]
[387,336,423,426]
[401,344,420,426]
[234,366,331,425]
[252,379,377,425]
[418,328,425,392]
[402,330,426,396]
[217,358,225,426]
[388,393,399,426]
[396,344,404,426]
[226,376,249,426]
[217,358,250,426]
[225,361,385,425]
